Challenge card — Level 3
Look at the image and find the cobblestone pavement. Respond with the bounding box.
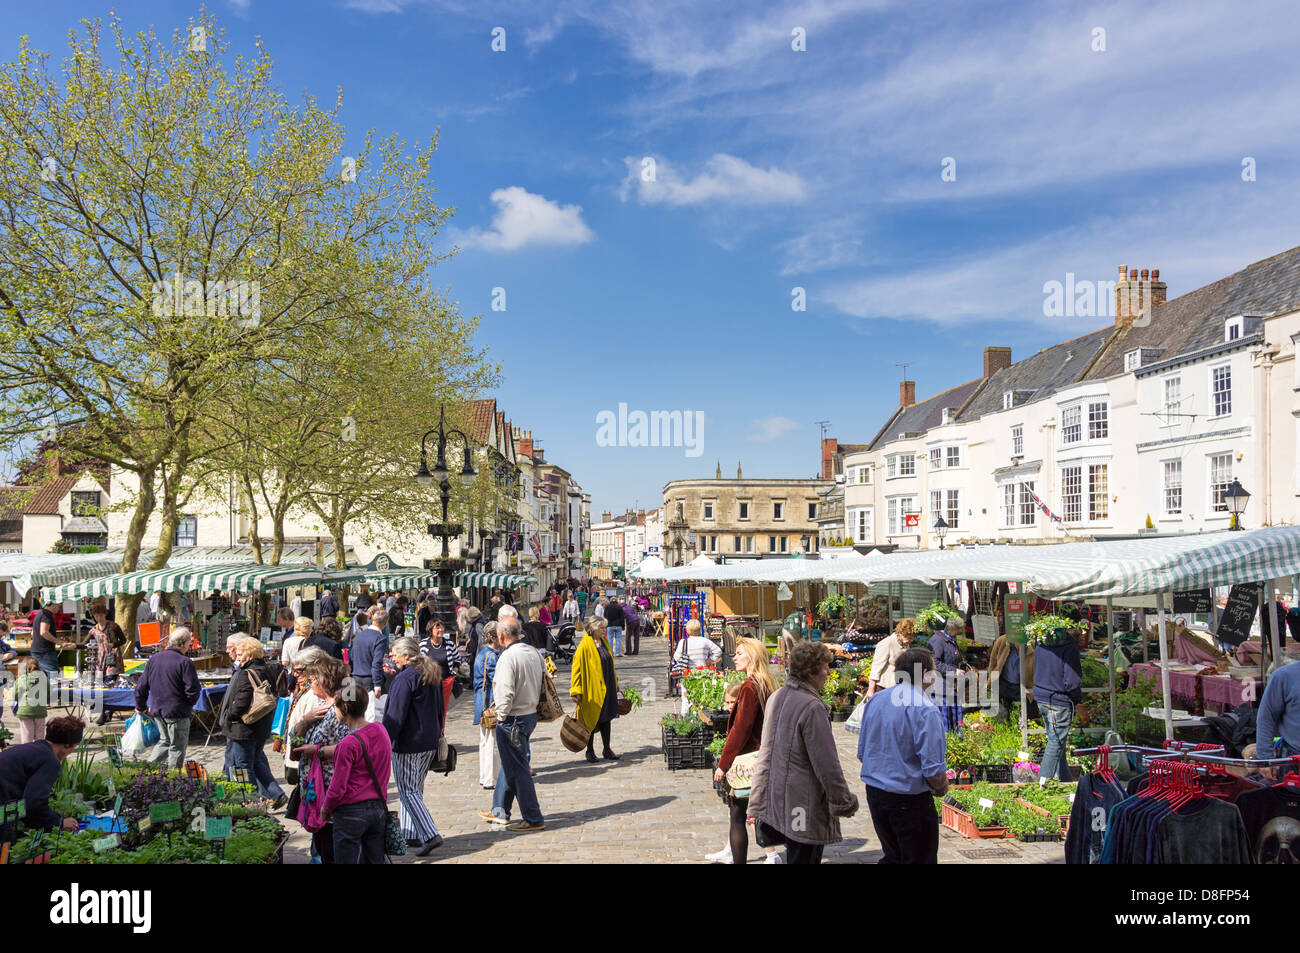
[6,635,1064,864]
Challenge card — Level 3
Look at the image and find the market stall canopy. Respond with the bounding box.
[0,552,124,602]
[453,571,535,590]
[629,556,666,578]
[42,562,346,603]
[687,554,716,567]
[364,572,438,590]
[820,527,1300,601]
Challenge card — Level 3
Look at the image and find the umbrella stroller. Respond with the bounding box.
[549,621,578,663]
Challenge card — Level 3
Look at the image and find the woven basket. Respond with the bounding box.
[560,715,591,752]
[617,697,633,716]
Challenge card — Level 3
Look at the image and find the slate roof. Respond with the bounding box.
[961,327,1114,420]
[1085,244,1300,381]
[869,378,985,450]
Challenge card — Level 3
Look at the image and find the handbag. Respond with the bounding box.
[536,673,564,722]
[295,752,327,833]
[431,739,457,775]
[560,714,591,753]
[480,706,498,730]
[357,734,406,856]
[241,668,277,725]
[725,751,760,796]
[754,819,786,848]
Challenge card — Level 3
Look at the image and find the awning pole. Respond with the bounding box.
[1156,592,1174,742]
[1267,579,1282,679]
[1106,596,1116,735]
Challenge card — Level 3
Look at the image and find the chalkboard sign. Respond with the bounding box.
[1216,582,1261,647]
[1173,589,1212,614]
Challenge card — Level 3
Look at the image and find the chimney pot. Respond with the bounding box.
[1128,265,1136,277]
[1118,265,1128,279]
[1151,269,1159,281]
[1140,269,1149,281]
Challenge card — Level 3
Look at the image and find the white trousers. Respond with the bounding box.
[479,724,499,787]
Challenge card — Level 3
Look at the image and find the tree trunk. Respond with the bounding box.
[241,474,263,564]
[116,467,156,660]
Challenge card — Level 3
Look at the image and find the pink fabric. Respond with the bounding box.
[1129,663,1198,702]
[1235,641,1263,665]
[1174,631,1221,666]
[1201,674,1263,708]
[296,753,328,832]
[321,722,391,815]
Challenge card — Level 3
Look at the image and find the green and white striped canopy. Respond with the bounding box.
[365,573,439,590]
[652,527,1300,601]
[0,553,125,600]
[453,572,535,590]
[42,562,338,603]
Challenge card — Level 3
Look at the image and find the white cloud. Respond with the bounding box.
[620,154,807,207]
[227,0,251,14]
[748,416,802,441]
[455,187,595,252]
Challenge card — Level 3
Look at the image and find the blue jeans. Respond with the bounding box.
[1038,700,1075,782]
[492,713,542,825]
[332,799,387,864]
[608,627,623,656]
[31,651,60,680]
[228,738,286,800]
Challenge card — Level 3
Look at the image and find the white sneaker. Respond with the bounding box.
[764,851,784,864]
[705,846,733,863]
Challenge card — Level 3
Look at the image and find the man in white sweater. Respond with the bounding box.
[480,617,545,832]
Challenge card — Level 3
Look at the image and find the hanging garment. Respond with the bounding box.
[1235,785,1300,864]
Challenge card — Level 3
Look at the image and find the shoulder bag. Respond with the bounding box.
[356,733,406,856]
[241,668,277,725]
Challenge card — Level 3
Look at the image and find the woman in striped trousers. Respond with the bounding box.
[381,637,446,856]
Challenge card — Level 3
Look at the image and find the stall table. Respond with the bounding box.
[1129,662,1262,714]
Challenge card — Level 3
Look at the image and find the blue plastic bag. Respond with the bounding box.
[270,696,291,737]
[124,713,159,749]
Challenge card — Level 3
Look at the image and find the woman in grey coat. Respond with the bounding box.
[748,641,859,864]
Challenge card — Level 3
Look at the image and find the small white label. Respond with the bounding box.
[978,797,995,809]
[1018,751,1032,761]
[1068,793,1076,803]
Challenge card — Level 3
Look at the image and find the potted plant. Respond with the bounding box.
[917,601,960,635]
[816,593,848,623]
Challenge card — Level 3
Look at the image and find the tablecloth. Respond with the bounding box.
[1129,663,1199,702]
[1129,662,1262,711]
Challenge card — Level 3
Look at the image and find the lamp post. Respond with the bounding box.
[1225,478,1250,531]
[416,405,477,628]
[932,514,950,550]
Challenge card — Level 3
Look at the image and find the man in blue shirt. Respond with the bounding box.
[857,647,947,864]
[349,606,390,699]
[1257,658,1300,761]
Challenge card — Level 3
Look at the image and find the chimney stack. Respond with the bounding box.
[820,438,837,480]
[983,346,1012,378]
[517,429,534,459]
[900,380,916,407]
[600,510,611,523]
[1115,264,1167,328]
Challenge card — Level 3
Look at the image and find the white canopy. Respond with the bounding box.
[629,556,666,579]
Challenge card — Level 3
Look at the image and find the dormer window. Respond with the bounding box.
[941,408,954,425]
[1225,316,1242,341]
[1124,349,1142,371]
[1002,391,1013,410]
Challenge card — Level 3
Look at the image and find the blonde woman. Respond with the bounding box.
[570,617,620,762]
[282,616,312,673]
[868,618,916,697]
[708,637,780,864]
[218,635,288,806]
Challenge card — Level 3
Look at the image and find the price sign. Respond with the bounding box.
[204,817,232,840]
[1217,582,1262,647]
[1173,588,1212,614]
[93,834,118,853]
[1005,595,1030,645]
[112,795,123,816]
[138,816,152,832]
[971,614,999,646]
[977,797,995,809]
[106,748,122,767]
[232,768,250,784]
[150,801,181,823]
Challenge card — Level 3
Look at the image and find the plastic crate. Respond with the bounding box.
[666,744,714,771]
[661,725,713,750]
[940,801,1011,839]
[950,764,1013,784]
[1015,831,1061,843]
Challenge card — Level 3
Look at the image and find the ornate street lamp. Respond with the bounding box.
[932,513,950,550]
[416,405,477,627]
[1225,478,1250,531]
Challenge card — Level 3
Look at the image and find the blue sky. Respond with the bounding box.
[8,0,1300,515]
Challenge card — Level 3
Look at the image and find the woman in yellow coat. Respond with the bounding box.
[570,617,620,763]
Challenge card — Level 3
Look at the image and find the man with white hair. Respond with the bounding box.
[481,617,545,832]
[497,603,519,623]
[132,627,202,768]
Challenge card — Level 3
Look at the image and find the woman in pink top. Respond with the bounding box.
[320,691,393,864]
